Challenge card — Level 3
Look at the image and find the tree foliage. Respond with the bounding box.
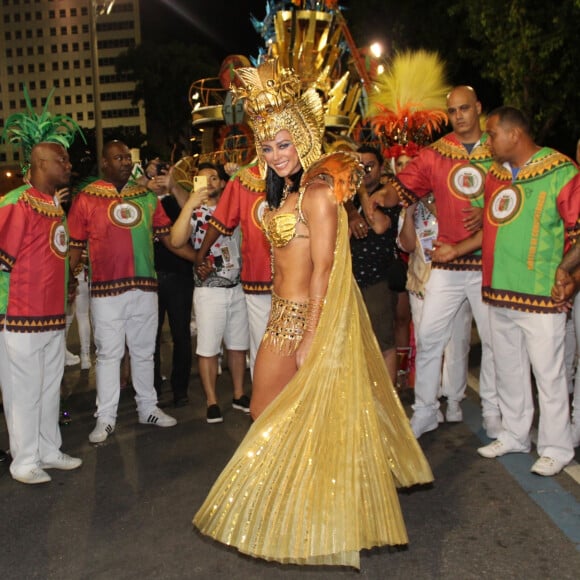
[115,42,220,159]
[449,0,580,144]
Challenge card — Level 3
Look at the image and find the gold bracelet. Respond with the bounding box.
[305,296,325,333]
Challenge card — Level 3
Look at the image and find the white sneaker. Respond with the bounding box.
[12,467,51,485]
[65,350,80,366]
[483,415,502,439]
[89,419,115,443]
[139,407,177,427]
[531,456,567,477]
[446,400,463,423]
[410,412,439,438]
[40,452,82,471]
[80,353,92,370]
[477,439,529,458]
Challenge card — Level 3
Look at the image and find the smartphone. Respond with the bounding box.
[193,175,208,192]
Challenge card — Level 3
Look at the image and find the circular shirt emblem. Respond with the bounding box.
[449,164,485,200]
[488,186,523,225]
[51,222,68,258]
[109,200,143,228]
[251,196,269,230]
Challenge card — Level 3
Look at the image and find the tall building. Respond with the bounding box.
[0,0,146,189]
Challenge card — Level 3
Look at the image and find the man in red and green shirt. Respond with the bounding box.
[68,140,192,443]
[476,107,579,476]
[0,142,82,484]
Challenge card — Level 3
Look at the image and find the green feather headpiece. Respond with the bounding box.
[1,84,86,172]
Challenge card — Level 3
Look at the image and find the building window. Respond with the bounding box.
[65,96,71,105]
[39,63,45,72]
[40,80,46,89]
[29,81,36,90]
[75,77,81,86]
[77,112,84,121]
[71,7,77,16]
[37,46,44,55]
[52,62,59,71]
[8,83,15,92]
[88,112,94,121]
[4,31,11,41]
[51,45,57,54]
[28,64,34,73]
[54,96,61,105]
[64,78,70,87]
[5,48,12,57]
[71,25,78,34]
[36,29,43,38]
[16,48,23,57]
[75,94,82,103]
[6,66,13,75]
[62,44,69,53]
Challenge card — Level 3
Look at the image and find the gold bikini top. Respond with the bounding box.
[262,189,309,248]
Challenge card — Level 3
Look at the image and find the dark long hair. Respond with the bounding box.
[266,167,304,209]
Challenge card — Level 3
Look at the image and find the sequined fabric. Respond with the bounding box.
[261,292,307,356]
[193,207,433,569]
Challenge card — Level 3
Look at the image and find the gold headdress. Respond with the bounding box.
[231,59,325,173]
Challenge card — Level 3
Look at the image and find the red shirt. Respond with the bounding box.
[209,164,272,293]
[0,185,68,332]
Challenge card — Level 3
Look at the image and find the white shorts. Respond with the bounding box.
[194,285,250,356]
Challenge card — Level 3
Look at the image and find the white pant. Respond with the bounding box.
[0,329,65,473]
[410,292,472,402]
[244,293,272,377]
[413,268,498,417]
[490,307,573,463]
[91,290,158,421]
[565,293,580,418]
[66,274,91,355]
[194,285,250,356]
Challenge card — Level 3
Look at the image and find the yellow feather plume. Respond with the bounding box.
[365,50,450,153]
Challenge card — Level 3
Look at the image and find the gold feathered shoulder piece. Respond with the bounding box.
[301,151,364,204]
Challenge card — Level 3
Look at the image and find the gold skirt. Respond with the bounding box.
[260,292,307,356]
[193,208,433,569]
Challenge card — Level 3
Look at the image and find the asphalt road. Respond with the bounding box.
[1,325,579,579]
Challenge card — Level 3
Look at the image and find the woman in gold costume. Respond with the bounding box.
[193,59,433,570]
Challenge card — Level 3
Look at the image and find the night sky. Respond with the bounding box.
[141,0,267,61]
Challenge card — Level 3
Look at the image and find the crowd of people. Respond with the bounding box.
[0,54,578,569]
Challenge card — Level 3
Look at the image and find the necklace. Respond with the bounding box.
[279,183,291,207]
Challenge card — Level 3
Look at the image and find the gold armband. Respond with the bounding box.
[305,296,325,333]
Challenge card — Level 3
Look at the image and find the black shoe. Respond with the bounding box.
[0,449,9,463]
[174,396,189,408]
[206,404,223,424]
[232,395,251,413]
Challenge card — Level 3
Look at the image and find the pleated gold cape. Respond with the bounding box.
[193,206,433,569]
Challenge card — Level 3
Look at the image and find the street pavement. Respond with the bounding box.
[1,325,579,579]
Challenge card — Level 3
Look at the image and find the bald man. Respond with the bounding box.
[373,86,501,439]
[0,142,82,484]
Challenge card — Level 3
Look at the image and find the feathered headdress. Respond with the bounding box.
[1,85,85,172]
[231,59,325,174]
[366,50,450,159]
